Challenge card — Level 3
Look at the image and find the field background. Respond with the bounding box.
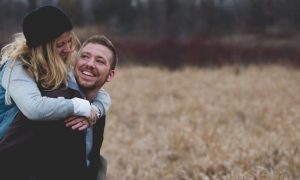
[103,65,300,180]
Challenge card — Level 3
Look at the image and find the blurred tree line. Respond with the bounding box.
[1,0,300,39]
[2,0,300,68]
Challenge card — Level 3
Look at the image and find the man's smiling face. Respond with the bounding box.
[74,43,114,90]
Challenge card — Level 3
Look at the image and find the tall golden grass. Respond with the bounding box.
[102,64,300,180]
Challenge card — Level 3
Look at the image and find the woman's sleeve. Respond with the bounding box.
[2,61,90,121]
[91,88,111,117]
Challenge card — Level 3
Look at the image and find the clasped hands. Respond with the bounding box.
[65,107,99,131]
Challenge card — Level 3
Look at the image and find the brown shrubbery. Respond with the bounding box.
[114,35,300,69]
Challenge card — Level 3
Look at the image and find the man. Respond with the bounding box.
[0,5,116,180]
[72,34,117,180]
[40,34,117,180]
[39,34,117,180]
[35,35,116,180]
[65,35,117,180]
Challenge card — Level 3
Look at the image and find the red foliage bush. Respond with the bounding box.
[114,36,300,69]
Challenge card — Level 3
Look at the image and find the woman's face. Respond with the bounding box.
[56,31,72,62]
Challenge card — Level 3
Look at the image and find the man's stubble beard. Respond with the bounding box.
[76,72,109,91]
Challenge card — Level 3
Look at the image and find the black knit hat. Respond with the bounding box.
[22,5,73,48]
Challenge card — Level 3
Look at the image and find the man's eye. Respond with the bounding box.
[81,55,88,59]
[96,59,105,64]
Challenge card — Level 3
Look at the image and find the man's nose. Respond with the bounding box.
[86,58,95,67]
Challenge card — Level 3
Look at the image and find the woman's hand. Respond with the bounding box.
[87,107,100,126]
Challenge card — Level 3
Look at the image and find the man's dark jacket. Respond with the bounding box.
[0,86,106,180]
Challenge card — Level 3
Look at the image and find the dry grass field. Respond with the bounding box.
[102,64,300,180]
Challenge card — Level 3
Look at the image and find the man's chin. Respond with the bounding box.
[79,81,95,89]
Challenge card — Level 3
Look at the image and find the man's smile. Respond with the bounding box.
[82,70,95,77]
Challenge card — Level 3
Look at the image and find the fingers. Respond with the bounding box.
[64,115,77,123]
[71,120,89,131]
[87,108,99,126]
[78,121,89,131]
[65,116,84,127]
[65,116,90,131]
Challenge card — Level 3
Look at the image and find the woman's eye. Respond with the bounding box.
[57,44,63,48]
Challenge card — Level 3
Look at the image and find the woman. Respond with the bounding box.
[0,6,110,180]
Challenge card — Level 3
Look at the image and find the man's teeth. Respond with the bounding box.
[82,71,94,76]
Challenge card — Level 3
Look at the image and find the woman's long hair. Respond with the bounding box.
[1,32,80,89]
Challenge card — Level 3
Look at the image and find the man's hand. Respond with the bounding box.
[65,116,90,131]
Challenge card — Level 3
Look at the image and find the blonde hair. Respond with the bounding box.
[0,31,80,89]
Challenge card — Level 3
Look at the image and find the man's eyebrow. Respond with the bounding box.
[95,54,106,59]
[81,51,90,55]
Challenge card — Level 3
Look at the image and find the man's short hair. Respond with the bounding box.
[81,35,118,70]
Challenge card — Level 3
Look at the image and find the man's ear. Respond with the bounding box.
[106,70,115,82]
